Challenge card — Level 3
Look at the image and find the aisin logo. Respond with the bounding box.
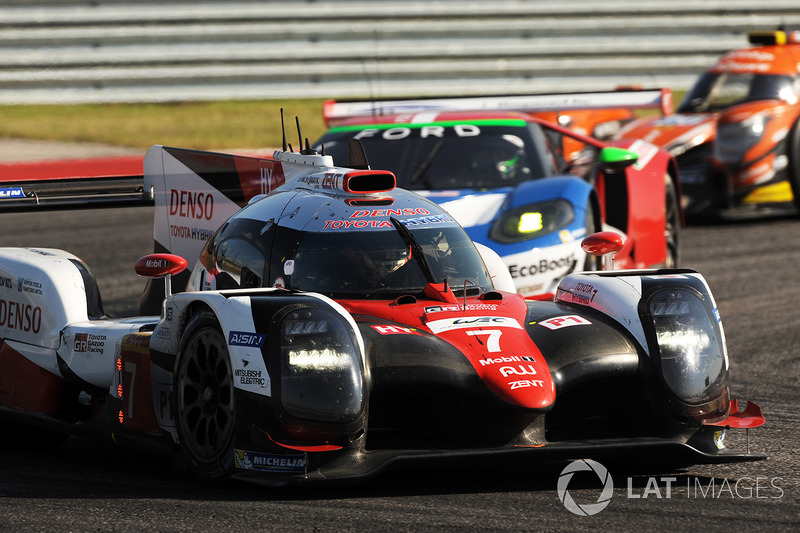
[557,459,614,516]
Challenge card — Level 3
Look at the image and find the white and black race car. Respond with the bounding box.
[0,139,764,485]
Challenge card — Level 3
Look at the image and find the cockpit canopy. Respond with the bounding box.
[195,187,494,299]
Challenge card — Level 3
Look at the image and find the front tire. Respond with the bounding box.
[786,118,800,214]
[174,310,236,479]
[664,174,681,268]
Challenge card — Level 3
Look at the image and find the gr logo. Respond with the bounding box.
[557,459,614,516]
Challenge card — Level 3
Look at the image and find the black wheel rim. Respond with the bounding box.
[177,327,235,462]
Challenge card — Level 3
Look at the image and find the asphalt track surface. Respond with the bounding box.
[0,198,799,531]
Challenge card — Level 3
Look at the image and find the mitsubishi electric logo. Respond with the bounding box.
[557,459,614,516]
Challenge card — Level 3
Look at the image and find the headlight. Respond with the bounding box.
[647,288,727,405]
[714,114,769,164]
[489,199,574,244]
[278,307,364,423]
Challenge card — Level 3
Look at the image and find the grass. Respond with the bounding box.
[0,90,686,150]
[0,99,329,150]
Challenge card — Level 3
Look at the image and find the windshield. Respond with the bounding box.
[288,225,493,298]
[678,72,799,112]
[316,121,551,189]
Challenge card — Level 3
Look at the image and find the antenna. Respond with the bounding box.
[295,116,303,153]
[304,138,318,156]
[280,108,288,152]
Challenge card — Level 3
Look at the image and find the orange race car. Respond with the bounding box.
[616,29,800,219]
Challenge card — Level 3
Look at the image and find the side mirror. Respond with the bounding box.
[598,146,638,174]
[135,253,188,298]
[581,231,625,270]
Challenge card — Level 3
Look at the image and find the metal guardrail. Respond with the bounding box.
[1,0,799,103]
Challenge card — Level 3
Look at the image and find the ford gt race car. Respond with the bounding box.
[315,91,681,299]
[616,29,800,219]
[0,138,763,486]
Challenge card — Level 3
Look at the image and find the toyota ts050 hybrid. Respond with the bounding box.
[616,29,800,219]
[0,139,763,486]
[316,90,682,300]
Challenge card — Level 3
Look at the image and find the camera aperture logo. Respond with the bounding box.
[557,459,785,516]
[557,459,614,516]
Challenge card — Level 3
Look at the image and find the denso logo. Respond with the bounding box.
[509,255,575,278]
[169,189,214,220]
[0,299,41,333]
[350,208,430,218]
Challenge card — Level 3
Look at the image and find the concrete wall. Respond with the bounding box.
[1,0,799,103]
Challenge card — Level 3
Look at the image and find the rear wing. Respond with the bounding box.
[322,89,673,126]
[0,155,148,209]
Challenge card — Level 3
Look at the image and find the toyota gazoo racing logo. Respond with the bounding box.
[557,459,614,516]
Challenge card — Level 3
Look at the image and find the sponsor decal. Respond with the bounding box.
[235,368,266,386]
[352,124,481,141]
[0,299,41,333]
[234,450,307,474]
[371,325,420,335]
[628,139,659,170]
[539,315,592,330]
[499,364,537,377]
[509,379,545,389]
[169,189,214,220]
[324,219,394,229]
[17,277,43,296]
[26,249,56,256]
[273,277,286,289]
[478,355,536,366]
[508,255,575,278]
[299,175,321,187]
[168,224,215,241]
[350,208,431,218]
[653,114,710,126]
[571,282,597,305]
[424,303,498,313]
[0,277,12,290]
[74,333,107,354]
[713,430,726,450]
[321,172,345,189]
[0,187,24,199]
[260,163,280,194]
[228,331,266,348]
[427,316,522,334]
[401,214,450,226]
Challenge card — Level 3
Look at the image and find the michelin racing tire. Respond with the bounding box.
[174,310,236,480]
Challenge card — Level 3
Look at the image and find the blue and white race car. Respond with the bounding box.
[316,93,681,298]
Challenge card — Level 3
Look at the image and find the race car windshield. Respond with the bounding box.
[316,122,549,189]
[678,73,798,112]
[288,225,493,298]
